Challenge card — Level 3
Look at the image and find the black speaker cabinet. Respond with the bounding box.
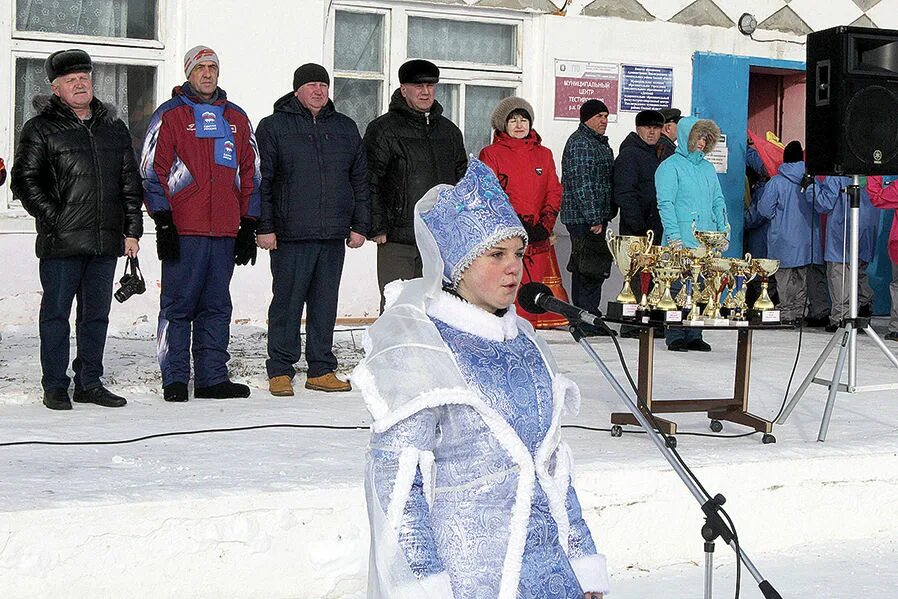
[806,26,898,175]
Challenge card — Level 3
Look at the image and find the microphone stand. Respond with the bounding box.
[566,320,781,599]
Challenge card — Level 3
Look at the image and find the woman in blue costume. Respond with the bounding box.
[354,158,608,598]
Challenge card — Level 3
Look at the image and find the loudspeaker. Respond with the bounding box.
[806,26,898,175]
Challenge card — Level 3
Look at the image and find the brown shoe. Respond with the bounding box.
[269,375,294,397]
[305,372,352,392]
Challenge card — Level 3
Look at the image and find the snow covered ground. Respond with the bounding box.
[1,320,897,597]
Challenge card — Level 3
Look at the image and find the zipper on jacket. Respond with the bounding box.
[84,121,105,252]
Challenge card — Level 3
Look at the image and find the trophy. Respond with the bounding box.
[648,248,684,322]
[692,226,729,259]
[702,257,732,324]
[727,256,755,321]
[748,258,781,323]
[606,230,654,319]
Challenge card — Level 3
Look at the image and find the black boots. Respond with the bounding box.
[73,386,127,408]
[194,380,251,399]
[162,380,250,401]
[43,388,72,410]
[163,382,189,402]
[44,386,126,409]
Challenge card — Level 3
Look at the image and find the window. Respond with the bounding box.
[407,17,517,67]
[440,83,514,156]
[331,5,522,154]
[333,9,387,135]
[14,59,157,159]
[15,0,159,41]
[6,0,164,210]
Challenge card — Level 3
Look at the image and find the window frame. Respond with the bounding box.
[4,41,165,213]
[329,1,525,143]
[12,0,166,49]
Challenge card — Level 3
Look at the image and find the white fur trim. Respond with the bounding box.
[533,375,578,556]
[426,290,519,341]
[554,373,582,417]
[393,571,456,599]
[570,553,610,595]
[387,447,421,532]
[351,362,389,421]
[383,279,407,311]
[419,451,436,508]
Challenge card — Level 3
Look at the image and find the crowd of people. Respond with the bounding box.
[745,137,898,340]
[7,45,898,413]
[7,43,898,599]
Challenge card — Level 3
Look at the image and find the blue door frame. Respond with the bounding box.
[692,51,893,315]
[691,52,805,258]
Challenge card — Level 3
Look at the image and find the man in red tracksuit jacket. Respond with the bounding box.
[140,45,261,402]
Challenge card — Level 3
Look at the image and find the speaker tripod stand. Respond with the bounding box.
[778,175,898,440]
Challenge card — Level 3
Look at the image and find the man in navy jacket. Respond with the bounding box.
[256,63,370,397]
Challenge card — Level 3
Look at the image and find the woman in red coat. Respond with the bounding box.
[479,97,569,328]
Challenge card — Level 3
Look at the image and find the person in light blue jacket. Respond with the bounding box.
[655,116,729,352]
[757,141,823,322]
[812,175,881,330]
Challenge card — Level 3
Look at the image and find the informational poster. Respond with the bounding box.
[554,60,619,121]
[620,64,674,112]
[706,134,728,174]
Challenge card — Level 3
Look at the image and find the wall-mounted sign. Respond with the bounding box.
[620,64,674,112]
[706,133,728,174]
[554,60,619,121]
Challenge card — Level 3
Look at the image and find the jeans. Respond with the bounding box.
[39,255,117,391]
[266,239,345,379]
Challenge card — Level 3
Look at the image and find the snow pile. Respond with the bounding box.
[1,323,897,597]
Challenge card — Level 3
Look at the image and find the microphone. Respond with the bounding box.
[517,282,609,331]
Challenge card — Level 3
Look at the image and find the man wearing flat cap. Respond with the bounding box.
[255,63,370,397]
[11,49,143,410]
[560,99,616,321]
[364,58,467,312]
[140,45,261,402]
[657,107,681,162]
[613,110,665,337]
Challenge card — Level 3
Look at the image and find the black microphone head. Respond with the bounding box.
[517,282,552,314]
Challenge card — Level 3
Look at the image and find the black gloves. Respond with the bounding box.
[235,218,257,266]
[800,173,815,191]
[520,217,550,243]
[153,211,180,261]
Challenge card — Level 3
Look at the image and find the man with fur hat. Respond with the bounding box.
[757,141,824,323]
[657,108,681,162]
[140,45,261,402]
[613,109,664,337]
[364,58,467,312]
[11,49,143,410]
[656,116,729,352]
[561,99,616,320]
[255,63,370,397]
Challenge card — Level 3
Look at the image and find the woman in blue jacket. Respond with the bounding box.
[655,116,729,352]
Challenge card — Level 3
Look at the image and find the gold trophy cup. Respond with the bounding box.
[606,230,655,304]
[650,248,682,312]
[750,258,780,312]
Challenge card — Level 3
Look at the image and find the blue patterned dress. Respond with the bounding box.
[431,316,593,598]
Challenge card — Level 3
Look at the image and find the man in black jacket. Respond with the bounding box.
[256,64,370,396]
[11,49,143,410]
[364,59,467,311]
[613,110,664,338]
[657,108,681,162]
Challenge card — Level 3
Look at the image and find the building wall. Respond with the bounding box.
[1,0,896,326]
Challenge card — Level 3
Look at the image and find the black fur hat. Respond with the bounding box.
[399,59,440,84]
[45,49,92,82]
